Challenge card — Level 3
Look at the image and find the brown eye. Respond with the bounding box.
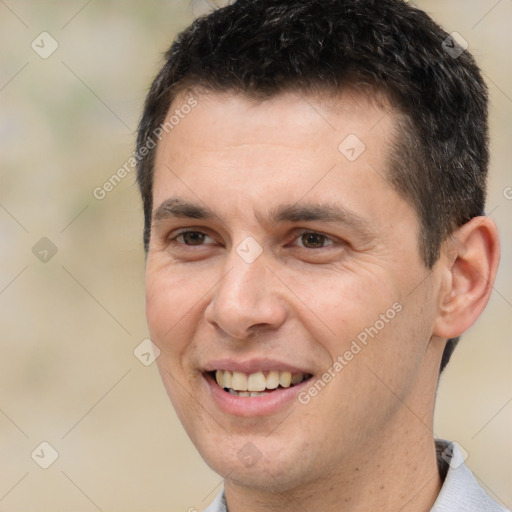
[176,231,208,245]
[298,232,332,249]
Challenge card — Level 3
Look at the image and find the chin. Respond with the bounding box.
[194,431,322,493]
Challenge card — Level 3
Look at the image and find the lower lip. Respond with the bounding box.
[204,373,311,417]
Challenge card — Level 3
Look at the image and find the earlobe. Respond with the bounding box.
[433,216,500,339]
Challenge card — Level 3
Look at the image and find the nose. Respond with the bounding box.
[204,251,287,340]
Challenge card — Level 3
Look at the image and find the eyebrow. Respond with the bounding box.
[266,203,371,233]
[152,197,374,237]
[153,198,217,223]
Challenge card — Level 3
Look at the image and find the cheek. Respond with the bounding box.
[145,262,203,355]
[287,263,400,345]
[146,268,205,420]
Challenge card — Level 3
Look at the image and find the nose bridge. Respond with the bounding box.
[218,245,270,312]
[219,231,268,297]
[205,242,286,338]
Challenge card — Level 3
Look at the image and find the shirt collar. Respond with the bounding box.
[431,439,507,511]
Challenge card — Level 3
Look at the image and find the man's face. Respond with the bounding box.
[145,90,444,490]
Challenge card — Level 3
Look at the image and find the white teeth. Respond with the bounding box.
[231,371,248,391]
[279,371,292,388]
[216,370,233,389]
[223,370,232,389]
[226,390,270,397]
[214,369,307,394]
[247,371,266,392]
[266,370,280,389]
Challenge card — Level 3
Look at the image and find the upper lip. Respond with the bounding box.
[203,358,313,375]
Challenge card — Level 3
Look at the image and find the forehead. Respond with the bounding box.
[158,87,395,153]
[151,89,411,232]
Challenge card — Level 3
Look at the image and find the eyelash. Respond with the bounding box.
[169,229,336,249]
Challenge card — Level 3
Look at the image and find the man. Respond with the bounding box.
[136,0,507,510]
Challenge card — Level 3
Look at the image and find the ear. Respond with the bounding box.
[433,216,500,339]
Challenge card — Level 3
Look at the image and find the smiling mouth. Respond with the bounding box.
[208,370,313,397]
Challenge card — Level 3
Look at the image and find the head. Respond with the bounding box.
[137,0,499,495]
[138,0,490,373]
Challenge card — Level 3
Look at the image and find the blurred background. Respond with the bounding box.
[0,0,510,510]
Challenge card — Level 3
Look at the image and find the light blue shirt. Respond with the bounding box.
[204,441,509,511]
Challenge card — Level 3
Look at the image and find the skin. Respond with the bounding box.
[145,89,500,511]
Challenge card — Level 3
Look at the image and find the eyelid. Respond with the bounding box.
[166,227,344,249]
[290,229,339,247]
[169,228,216,244]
